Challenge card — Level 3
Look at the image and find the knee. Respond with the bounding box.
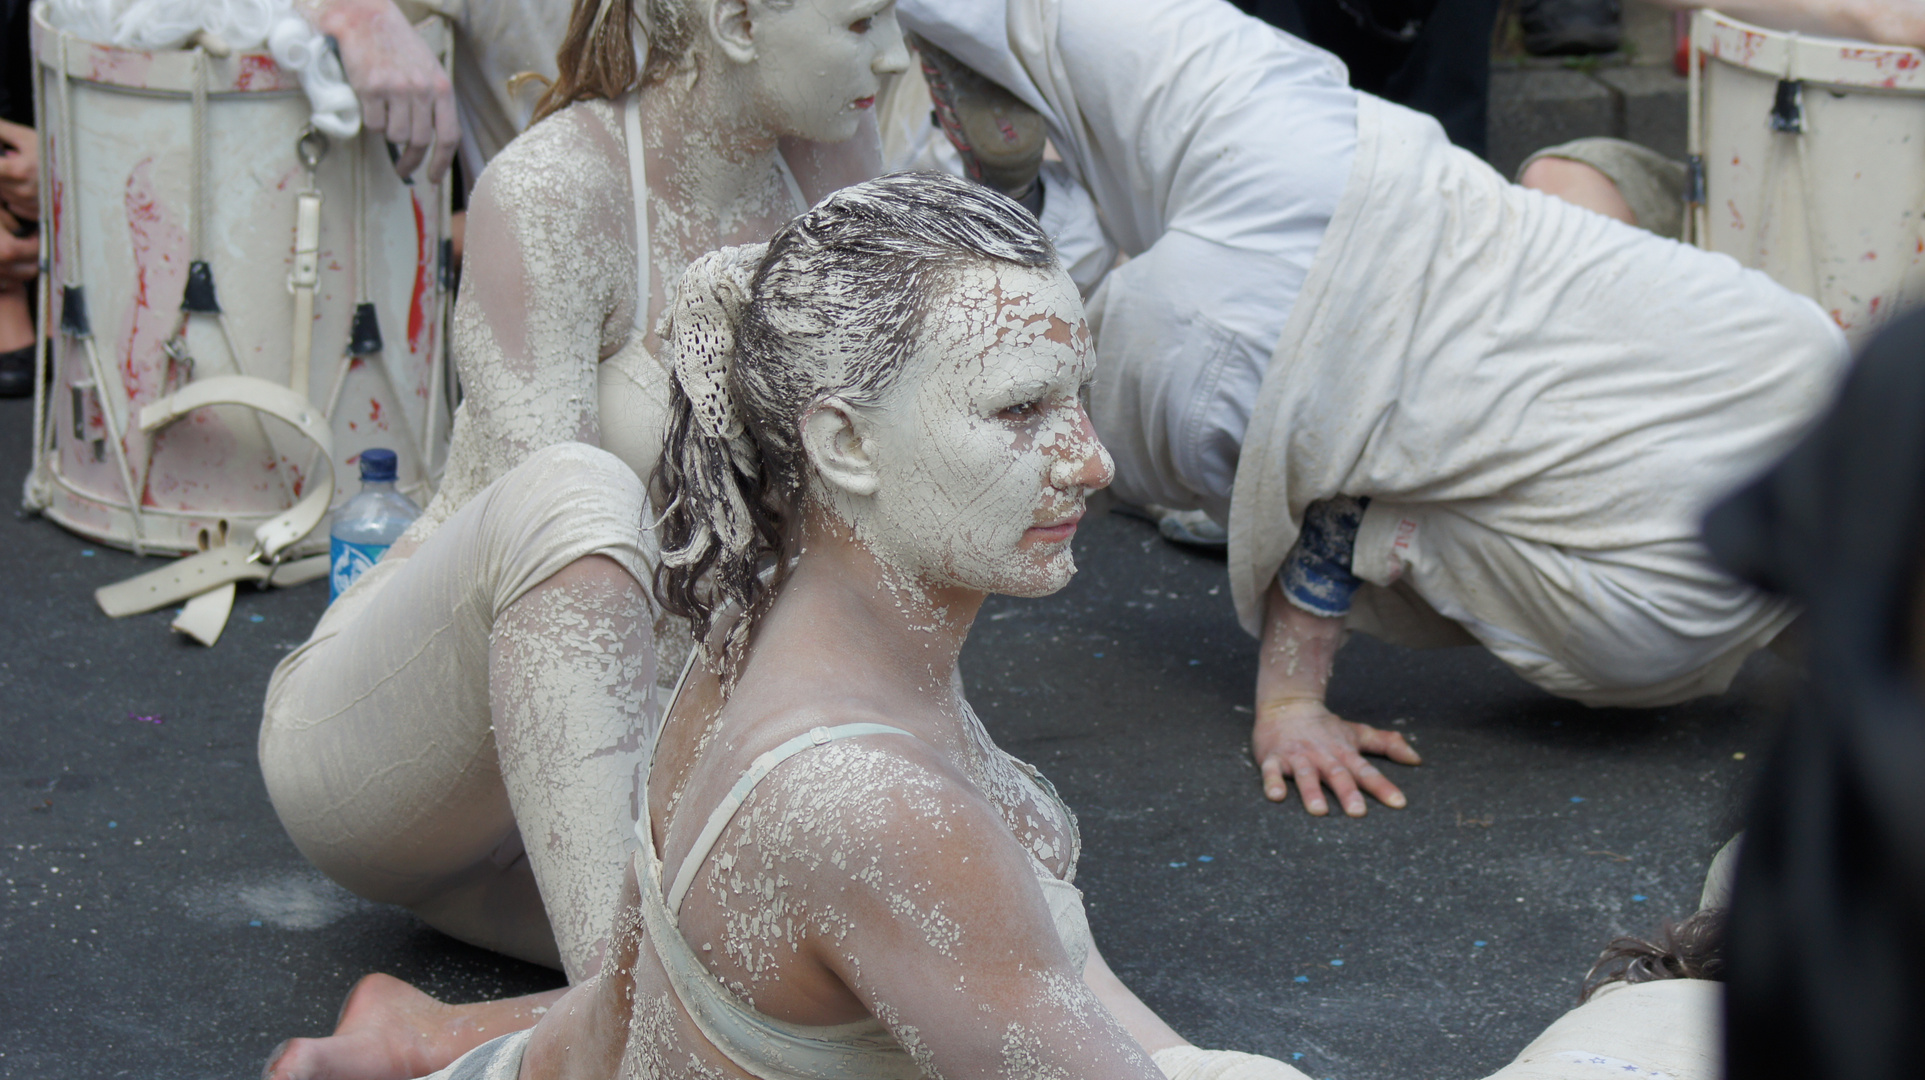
[511,442,648,509]
[1520,156,1637,226]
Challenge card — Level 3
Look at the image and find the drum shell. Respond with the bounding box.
[27,5,452,556]
[1695,11,1925,347]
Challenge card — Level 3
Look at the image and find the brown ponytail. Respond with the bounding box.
[531,0,697,124]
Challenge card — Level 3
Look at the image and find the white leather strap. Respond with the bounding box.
[94,375,337,621]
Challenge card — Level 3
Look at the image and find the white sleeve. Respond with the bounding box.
[1037,160,1118,297]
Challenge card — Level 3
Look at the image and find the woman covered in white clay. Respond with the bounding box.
[276,172,1324,1080]
[257,0,910,1047]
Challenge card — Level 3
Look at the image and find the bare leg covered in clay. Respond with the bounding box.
[259,444,663,979]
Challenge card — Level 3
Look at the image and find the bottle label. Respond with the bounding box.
[329,538,390,602]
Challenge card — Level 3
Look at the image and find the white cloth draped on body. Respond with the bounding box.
[895,0,1849,707]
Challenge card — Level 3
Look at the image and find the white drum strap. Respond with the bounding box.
[95,376,338,645]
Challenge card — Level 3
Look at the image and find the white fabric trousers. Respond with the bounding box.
[260,443,669,979]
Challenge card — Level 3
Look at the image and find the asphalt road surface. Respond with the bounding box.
[0,394,1777,1080]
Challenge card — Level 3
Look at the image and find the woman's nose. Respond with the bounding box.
[874,11,912,75]
[1049,411,1113,492]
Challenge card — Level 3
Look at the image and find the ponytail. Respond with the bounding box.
[652,244,779,678]
[532,0,697,124]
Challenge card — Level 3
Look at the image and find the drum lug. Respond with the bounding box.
[59,285,90,338]
[1686,155,1705,206]
[182,260,222,314]
[1770,79,1805,134]
[348,302,384,357]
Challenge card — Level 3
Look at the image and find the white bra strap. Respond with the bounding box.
[624,93,651,333]
[665,722,912,914]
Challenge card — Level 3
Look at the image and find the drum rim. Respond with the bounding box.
[1697,8,1925,91]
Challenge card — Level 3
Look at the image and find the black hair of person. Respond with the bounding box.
[1702,307,1925,1080]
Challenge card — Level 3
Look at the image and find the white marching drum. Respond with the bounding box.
[25,4,454,563]
[1688,10,1925,346]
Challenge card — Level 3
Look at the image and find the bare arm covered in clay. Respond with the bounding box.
[401,103,636,545]
[1253,580,1421,817]
[585,739,1171,1080]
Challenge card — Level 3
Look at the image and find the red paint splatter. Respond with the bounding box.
[369,398,384,425]
[234,55,279,92]
[407,191,431,353]
[1864,251,1879,261]
[1870,296,1883,315]
[1726,199,1745,231]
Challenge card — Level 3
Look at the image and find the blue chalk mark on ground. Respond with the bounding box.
[1632,894,1648,902]
[1189,659,1201,665]
[1570,796,1585,803]
[108,821,117,829]
[1294,976,1309,983]
[1329,959,1343,966]
[1474,940,1487,947]
[1293,1053,1305,1060]
[249,920,262,927]
[81,550,94,557]
[249,614,264,623]
[1093,652,1104,658]
[1169,861,1187,868]
[1197,855,1213,862]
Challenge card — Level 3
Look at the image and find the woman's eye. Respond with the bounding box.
[850,16,873,33]
[998,401,1039,421]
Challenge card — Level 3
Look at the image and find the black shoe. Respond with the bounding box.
[1521,0,1621,56]
[0,343,32,398]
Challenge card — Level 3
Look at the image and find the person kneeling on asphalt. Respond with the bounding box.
[889,0,1848,816]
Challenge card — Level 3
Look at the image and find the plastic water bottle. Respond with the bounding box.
[329,449,419,601]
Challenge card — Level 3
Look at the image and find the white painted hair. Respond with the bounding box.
[652,171,1057,674]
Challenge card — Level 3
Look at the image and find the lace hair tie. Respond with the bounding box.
[662,243,768,564]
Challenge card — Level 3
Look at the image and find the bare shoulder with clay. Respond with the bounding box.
[667,734,1129,1078]
[406,100,641,542]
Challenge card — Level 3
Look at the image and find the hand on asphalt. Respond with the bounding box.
[1252,698,1420,816]
[0,119,38,222]
[320,0,459,182]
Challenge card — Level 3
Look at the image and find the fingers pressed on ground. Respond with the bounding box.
[1352,759,1407,810]
[1323,761,1366,817]
[1292,759,1328,815]
[1261,756,1288,802]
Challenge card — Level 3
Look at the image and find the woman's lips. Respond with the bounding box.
[853,96,876,110]
[1026,513,1083,544]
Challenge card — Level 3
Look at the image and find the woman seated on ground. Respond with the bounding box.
[279,173,1315,1080]
[256,0,908,1022]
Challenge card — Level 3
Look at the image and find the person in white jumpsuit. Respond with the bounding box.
[891,0,1848,817]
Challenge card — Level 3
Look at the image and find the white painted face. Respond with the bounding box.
[845,262,1113,598]
[746,0,911,143]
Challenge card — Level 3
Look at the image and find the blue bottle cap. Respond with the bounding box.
[359,448,399,482]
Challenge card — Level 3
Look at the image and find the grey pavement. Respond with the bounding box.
[0,390,1779,1080]
[1487,0,1690,178]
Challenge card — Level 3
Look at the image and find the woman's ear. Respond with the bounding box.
[802,398,881,498]
[705,0,758,65]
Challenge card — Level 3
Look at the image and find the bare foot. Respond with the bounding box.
[263,973,456,1080]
